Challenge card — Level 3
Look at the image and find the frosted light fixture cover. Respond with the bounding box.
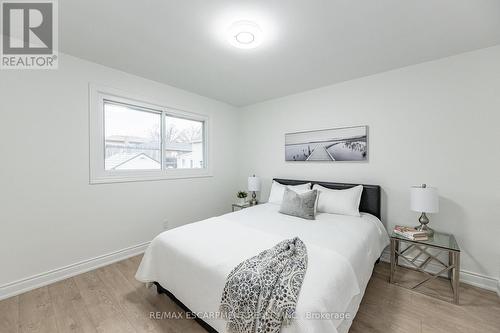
[410,186,439,213]
[248,176,261,192]
[227,21,262,49]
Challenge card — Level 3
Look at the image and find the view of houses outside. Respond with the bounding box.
[104,103,204,170]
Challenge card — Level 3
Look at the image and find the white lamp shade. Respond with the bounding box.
[248,176,261,192]
[411,186,439,213]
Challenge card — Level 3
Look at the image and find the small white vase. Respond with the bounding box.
[237,198,246,205]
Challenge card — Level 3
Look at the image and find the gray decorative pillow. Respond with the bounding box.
[279,187,318,220]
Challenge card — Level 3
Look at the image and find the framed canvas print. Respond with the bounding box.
[285,125,368,161]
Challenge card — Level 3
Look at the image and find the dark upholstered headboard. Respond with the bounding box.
[273,178,381,220]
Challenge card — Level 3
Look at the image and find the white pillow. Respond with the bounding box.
[268,181,311,204]
[312,184,363,217]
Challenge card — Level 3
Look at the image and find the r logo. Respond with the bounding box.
[2,2,53,54]
[1,0,57,69]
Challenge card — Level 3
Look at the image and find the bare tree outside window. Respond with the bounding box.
[165,116,204,169]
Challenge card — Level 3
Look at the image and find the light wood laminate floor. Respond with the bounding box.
[1,255,499,333]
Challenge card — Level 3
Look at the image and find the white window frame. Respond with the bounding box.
[89,84,211,184]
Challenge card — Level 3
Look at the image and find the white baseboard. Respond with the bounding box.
[0,242,150,301]
[380,248,499,293]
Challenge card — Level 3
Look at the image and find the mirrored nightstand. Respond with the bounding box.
[232,203,251,212]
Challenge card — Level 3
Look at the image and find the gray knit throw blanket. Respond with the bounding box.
[219,237,308,333]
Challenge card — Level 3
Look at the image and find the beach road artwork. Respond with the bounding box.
[285,126,368,161]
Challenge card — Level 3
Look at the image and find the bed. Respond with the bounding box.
[136,179,389,333]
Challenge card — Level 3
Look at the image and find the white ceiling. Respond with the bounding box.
[60,0,500,106]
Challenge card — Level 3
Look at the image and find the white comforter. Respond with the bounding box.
[136,203,389,333]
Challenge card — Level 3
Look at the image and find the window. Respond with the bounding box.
[90,85,210,183]
[104,102,161,171]
[164,116,205,169]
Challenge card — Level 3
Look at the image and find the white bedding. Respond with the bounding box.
[136,203,389,333]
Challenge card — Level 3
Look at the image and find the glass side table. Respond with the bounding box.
[389,230,460,304]
[232,203,251,212]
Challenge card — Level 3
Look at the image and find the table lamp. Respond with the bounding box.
[248,175,261,206]
[411,184,439,236]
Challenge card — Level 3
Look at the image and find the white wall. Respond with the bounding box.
[0,54,240,291]
[238,46,500,287]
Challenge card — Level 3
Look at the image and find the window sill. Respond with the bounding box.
[89,170,213,184]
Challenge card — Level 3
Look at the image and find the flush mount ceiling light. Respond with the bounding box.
[227,20,262,49]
